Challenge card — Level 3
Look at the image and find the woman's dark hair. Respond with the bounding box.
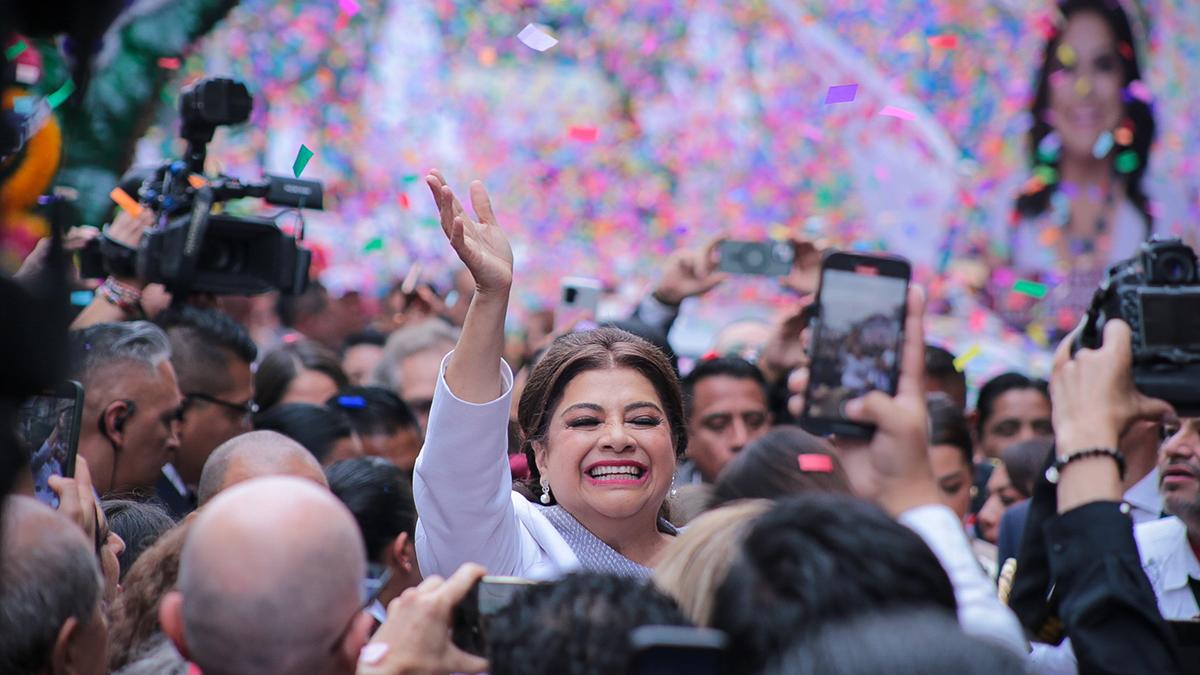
[253,403,354,464]
[108,520,191,672]
[927,393,973,467]
[710,494,957,675]
[517,327,687,504]
[1018,0,1155,229]
[974,372,1050,437]
[1000,437,1054,498]
[710,426,850,508]
[101,500,175,582]
[486,572,690,675]
[325,457,416,562]
[762,609,1026,675]
[254,339,348,411]
[327,386,419,437]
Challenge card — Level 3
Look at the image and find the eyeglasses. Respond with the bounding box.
[184,392,259,418]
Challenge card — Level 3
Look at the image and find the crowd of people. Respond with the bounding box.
[3,1,1200,674]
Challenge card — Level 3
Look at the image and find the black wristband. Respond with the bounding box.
[1044,447,1126,484]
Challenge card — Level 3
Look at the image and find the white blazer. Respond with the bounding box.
[414,354,579,581]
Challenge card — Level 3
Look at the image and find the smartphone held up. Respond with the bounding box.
[801,251,911,439]
[17,380,85,508]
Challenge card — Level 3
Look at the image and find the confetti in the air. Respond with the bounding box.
[879,105,916,121]
[824,83,858,104]
[518,23,558,52]
[1012,279,1049,299]
[953,345,982,372]
[293,144,314,178]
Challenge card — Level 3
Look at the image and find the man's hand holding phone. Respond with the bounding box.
[47,455,99,545]
[358,563,489,675]
[789,285,941,516]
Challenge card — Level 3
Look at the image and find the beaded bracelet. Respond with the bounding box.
[98,276,146,318]
[1044,447,1126,484]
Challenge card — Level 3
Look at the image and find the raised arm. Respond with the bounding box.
[425,170,513,402]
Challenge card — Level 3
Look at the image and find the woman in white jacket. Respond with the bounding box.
[414,171,684,580]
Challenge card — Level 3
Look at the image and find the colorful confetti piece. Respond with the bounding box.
[1012,279,1049,299]
[568,125,599,142]
[292,144,314,178]
[338,0,361,16]
[4,40,26,60]
[953,344,982,372]
[157,57,182,70]
[798,454,835,472]
[926,34,958,49]
[109,188,144,217]
[517,23,558,52]
[45,79,75,109]
[879,105,916,121]
[1091,130,1113,158]
[824,83,858,104]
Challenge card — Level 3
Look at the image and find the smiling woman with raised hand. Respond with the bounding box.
[413,170,684,580]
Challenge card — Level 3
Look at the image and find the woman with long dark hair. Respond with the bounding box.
[998,0,1158,335]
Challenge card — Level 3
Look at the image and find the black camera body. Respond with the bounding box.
[1075,238,1200,415]
[715,240,795,276]
[87,77,322,296]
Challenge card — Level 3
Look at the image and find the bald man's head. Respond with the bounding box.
[196,430,327,505]
[1,497,107,675]
[162,477,368,675]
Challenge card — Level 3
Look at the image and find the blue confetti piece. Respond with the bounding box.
[336,395,366,409]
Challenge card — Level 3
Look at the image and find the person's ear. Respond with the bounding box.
[159,591,190,660]
[100,400,134,449]
[390,532,415,574]
[335,612,375,673]
[50,615,81,675]
[532,439,549,477]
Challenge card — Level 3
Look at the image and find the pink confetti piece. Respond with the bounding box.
[824,83,858,104]
[157,57,182,70]
[338,0,361,16]
[1127,80,1153,103]
[878,105,916,121]
[926,34,959,49]
[518,23,558,52]
[568,126,599,142]
[798,454,834,473]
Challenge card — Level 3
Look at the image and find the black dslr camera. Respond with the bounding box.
[1074,238,1200,415]
[85,77,322,296]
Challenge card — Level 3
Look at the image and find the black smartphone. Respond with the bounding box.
[17,381,85,508]
[801,251,911,439]
[627,625,728,675]
[451,576,543,656]
[715,240,795,276]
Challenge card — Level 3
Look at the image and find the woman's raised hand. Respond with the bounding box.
[426,170,513,296]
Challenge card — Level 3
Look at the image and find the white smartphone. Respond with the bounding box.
[555,277,602,332]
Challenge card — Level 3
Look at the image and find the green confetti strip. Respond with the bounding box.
[5,41,27,60]
[420,217,439,228]
[292,144,314,178]
[363,237,384,252]
[46,79,76,110]
[1033,165,1058,185]
[1012,279,1049,299]
[402,174,420,183]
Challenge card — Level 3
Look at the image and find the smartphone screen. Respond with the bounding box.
[17,381,85,508]
[802,253,910,438]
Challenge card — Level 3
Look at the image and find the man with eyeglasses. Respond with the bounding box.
[154,305,258,518]
[69,322,183,498]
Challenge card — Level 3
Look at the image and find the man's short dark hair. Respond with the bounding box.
[342,328,387,353]
[252,403,354,464]
[928,393,973,466]
[710,494,957,675]
[326,386,418,438]
[156,306,257,396]
[487,572,690,675]
[275,280,328,328]
[682,357,768,416]
[763,609,1025,675]
[924,344,961,382]
[975,372,1049,436]
[325,457,416,562]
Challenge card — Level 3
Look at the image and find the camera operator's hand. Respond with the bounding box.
[47,455,99,546]
[357,563,489,675]
[1051,320,1175,512]
[105,209,155,285]
[759,306,812,386]
[13,226,100,284]
[652,237,728,306]
[786,287,939,515]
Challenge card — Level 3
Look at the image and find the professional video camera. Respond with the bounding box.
[1075,238,1200,416]
[85,77,323,296]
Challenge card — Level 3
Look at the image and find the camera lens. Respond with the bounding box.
[1155,252,1196,284]
[742,247,766,270]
